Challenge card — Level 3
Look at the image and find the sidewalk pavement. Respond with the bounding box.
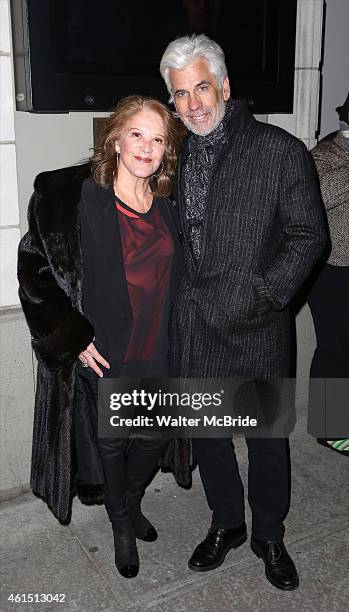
[1,411,348,612]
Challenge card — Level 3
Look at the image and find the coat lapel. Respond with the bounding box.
[79,177,131,312]
[175,149,198,277]
[159,199,184,305]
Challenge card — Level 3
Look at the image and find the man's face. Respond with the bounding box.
[169,57,230,136]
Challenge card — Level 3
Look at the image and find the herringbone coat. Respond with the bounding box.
[170,102,327,377]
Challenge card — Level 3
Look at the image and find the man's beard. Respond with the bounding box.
[182,96,226,136]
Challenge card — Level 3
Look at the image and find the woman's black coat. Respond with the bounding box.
[18,163,189,524]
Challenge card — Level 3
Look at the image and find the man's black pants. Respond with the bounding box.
[193,437,290,541]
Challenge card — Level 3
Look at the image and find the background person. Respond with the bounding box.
[308,92,349,455]
[17,95,187,578]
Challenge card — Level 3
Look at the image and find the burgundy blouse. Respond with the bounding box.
[115,195,173,364]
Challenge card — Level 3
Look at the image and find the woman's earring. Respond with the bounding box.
[153,161,164,178]
[116,151,120,166]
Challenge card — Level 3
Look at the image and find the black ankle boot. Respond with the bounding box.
[112,519,139,578]
[129,496,158,542]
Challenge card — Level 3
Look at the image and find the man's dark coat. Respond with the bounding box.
[18,164,188,524]
[171,102,327,377]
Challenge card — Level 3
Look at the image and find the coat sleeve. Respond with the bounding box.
[311,146,349,211]
[254,139,328,311]
[17,188,94,370]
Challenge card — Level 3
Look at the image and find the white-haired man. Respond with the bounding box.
[160,35,327,590]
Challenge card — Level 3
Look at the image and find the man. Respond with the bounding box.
[160,35,327,590]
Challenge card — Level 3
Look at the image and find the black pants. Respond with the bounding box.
[308,263,349,377]
[74,366,169,525]
[193,436,290,541]
[98,436,168,524]
[307,264,349,438]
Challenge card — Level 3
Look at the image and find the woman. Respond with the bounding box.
[308,94,349,456]
[18,96,189,578]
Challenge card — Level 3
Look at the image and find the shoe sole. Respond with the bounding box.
[188,532,247,572]
[117,565,139,579]
[250,542,299,591]
[136,533,158,542]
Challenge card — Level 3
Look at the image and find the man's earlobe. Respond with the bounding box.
[223,76,230,101]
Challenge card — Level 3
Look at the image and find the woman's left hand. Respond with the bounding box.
[79,342,110,377]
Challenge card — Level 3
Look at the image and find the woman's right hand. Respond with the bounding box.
[79,342,110,377]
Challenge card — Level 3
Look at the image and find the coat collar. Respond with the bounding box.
[181,98,253,158]
[80,175,181,245]
[79,174,183,307]
[176,98,253,217]
[175,100,254,276]
[34,164,183,308]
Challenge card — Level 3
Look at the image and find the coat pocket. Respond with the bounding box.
[208,273,274,326]
[252,274,275,316]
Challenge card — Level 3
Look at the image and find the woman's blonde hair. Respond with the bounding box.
[91,95,186,197]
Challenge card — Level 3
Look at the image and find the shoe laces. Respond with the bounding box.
[265,540,283,562]
[204,527,226,550]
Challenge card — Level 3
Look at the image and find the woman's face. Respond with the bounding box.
[115,109,166,180]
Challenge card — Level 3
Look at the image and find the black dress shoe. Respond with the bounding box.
[112,520,139,579]
[251,538,299,590]
[129,499,158,542]
[188,523,247,572]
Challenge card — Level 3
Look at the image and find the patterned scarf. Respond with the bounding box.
[183,99,237,261]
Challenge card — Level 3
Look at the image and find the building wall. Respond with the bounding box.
[15,111,108,235]
[319,0,349,139]
[0,110,108,493]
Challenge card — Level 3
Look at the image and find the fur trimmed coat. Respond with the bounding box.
[18,164,189,524]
